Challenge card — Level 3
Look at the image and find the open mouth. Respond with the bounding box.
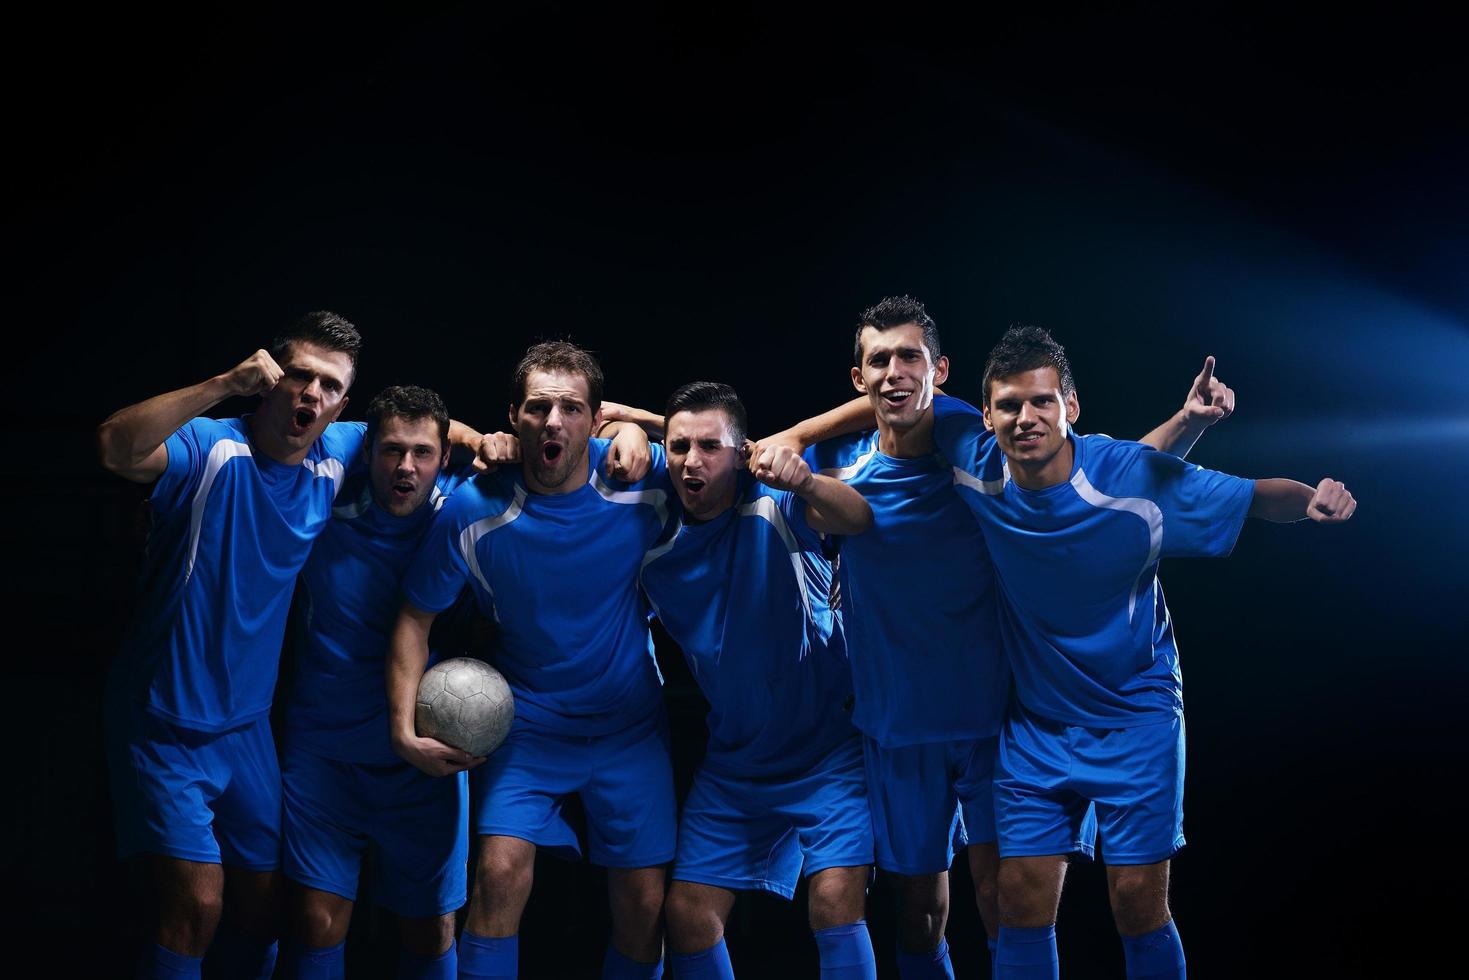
[683,477,706,495]
[540,442,563,464]
[290,407,317,434]
[881,389,913,408]
[391,480,416,499]
[1014,432,1044,447]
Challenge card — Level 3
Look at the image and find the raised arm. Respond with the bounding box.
[752,395,876,456]
[1247,477,1356,524]
[96,349,284,482]
[749,443,873,535]
[1139,356,1235,458]
[388,602,484,776]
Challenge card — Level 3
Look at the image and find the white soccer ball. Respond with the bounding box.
[414,657,515,757]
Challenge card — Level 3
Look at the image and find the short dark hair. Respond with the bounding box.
[854,295,941,365]
[510,341,604,411]
[663,381,748,444]
[270,310,362,380]
[365,385,450,451]
[981,324,1076,406]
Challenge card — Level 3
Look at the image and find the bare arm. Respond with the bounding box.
[96,349,284,482]
[749,444,873,535]
[599,401,666,440]
[1248,477,1357,524]
[752,395,876,457]
[1139,356,1235,458]
[388,602,484,776]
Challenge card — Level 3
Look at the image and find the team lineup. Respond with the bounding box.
[98,298,1356,980]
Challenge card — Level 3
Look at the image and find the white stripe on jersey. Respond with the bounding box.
[818,443,879,482]
[457,484,527,622]
[739,495,813,620]
[302,456,347,497]
[590,469,670,528]
[952,456,1009,496]
[185,439,253,582]
[1069,466,1163,624]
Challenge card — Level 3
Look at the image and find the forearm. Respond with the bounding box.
[1139,409,1208,458]
[387,605,435,744]
[447,418,485,452]
[598,402,665,440]
[771,396,875,450]
[801,474,873,535]
[1247,478,1314,522]
[96,374,237,477]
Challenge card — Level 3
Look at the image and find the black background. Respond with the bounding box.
[5,4,1466,976]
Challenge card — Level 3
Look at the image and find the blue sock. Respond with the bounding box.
[398,940,456,980]
[1121,920,1185,980]
[895,937,955,980]
[202,928,278,980]
[140,944,203,980]
[814,921,876,979]
[668,938,734,979]
[603,945,665,979]
[280,939,345,979]
[988,936,998,980]
[995,925,1058,980]
[458,933,517,980]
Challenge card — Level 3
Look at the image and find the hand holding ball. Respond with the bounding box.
[415,657,515,757]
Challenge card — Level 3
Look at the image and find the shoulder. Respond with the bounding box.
[317,420,369,463]
[807,429,879,478]
[438,470,522,526]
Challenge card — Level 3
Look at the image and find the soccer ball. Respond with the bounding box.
[414,657,515,757]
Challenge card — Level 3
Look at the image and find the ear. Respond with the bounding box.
[850,365,867,394]
[1065,390,1081,427]
[982,403,995,432]
[932,355,950,387]
[325,395,348,426]
[507,403,518,429]
[593,406,605,433]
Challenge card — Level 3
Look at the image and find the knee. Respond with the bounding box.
[160,886,224,952]
[400,914,456,957]
[1109,875,1169,936]
[896,892,947,950]
[807,877,865,932]
[475,849,533,904]
[295,901,342,947]
[973,873,999,920]
[665,889,721,953]
[997,865,1054,928]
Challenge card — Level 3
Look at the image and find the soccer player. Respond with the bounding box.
[388,341,674,980]
[99,312,366,980]
[760,297,1231,980]
[276,385,476,980]
[629,382,876,979]
[928,325,1354,980]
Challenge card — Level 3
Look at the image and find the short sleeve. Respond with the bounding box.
[931,395,994,473]
[150,418,218,517]
[1134,448,1255,559]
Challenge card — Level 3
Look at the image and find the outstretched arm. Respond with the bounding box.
[96,349,285,482]
[1140,356,1235,458]
[388,602,485,777]
[748,443,873,534]
[1248,477,1356,524]
[752,396,876,457]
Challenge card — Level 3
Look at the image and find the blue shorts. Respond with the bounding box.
[674,737,873,899]
[472,707,677,868]
[996,707,1183,865]
[106,702,281,870]
[281,744,469,918]
[862,735,998,876]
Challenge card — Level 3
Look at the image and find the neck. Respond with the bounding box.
[522,452,589,495]
[1009,432,1075,490]
[247,414,310,466]
[876,405,936,458]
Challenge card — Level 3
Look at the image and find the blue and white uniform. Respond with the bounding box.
[106,416,366,869]
[281,464,472,917]
[400,440,678,867]
[932,395,1255,862]
[808,429,1011,875]
[641,472,871,898]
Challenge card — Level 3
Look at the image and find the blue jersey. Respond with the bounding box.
[808,429,1008,748]
[640,473,856,778]
[931,396,1255,727]
[284,465,472,765]
[402,440,675,736]
[112,417,367,732]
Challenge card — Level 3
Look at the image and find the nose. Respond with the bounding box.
[301,376,322,403]
[1017,402,1039,426]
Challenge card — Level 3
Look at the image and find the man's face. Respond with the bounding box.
[983,366,1080,471]
[369,415,447,517]
[510,369,600,492]
[851,322,949,433]
[665,408,742,521]
[260,340,353,452]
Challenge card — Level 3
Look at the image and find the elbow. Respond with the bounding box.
[95,419,126,473]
